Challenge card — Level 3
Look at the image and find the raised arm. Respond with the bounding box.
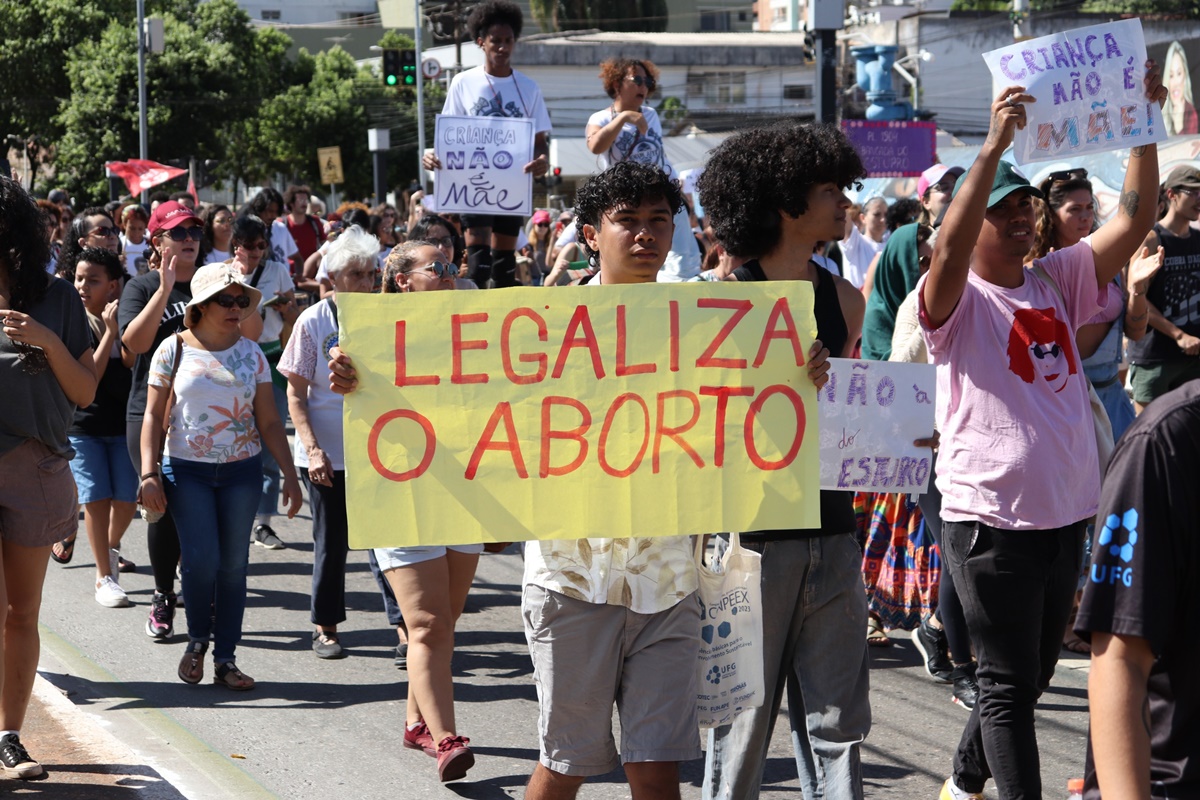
[1088,61,1168,286]
[923,87,1032,328]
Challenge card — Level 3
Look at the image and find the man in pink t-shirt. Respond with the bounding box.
[918,68,1167,800]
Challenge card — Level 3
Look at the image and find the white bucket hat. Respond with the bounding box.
[184,263,263,328]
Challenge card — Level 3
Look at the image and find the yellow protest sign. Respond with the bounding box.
[340,282,821,548]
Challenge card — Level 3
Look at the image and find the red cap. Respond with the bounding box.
[148,201,199,236]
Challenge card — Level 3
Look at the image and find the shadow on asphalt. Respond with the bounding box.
[865,638,924,671]
[19,764,189,798]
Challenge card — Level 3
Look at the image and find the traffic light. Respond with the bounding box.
[546,166,563,187]
[383,49,417,87]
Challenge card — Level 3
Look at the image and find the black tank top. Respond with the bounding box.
[731,259,857,540]
[1128,222,1200,364]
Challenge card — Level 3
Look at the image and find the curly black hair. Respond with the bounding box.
[573,161,682,264]
[231,214,268,251]
[698,121,866,259]
[75,246,125,283]
[0,176,52,311]
[886,198,921,232]
[468,0,523,41]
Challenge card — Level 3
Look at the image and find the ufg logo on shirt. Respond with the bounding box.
[1090,508,1138,587]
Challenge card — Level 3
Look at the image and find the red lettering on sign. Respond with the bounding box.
[700,386,755,467]
[501,308,548,385]
[696,298,752,369]
[465,402,528,479]
[669,300,680,372]
[615,304,656,377]
[752,297,805,368]
[551,305,605,380]
[367,409,436,481]
[653,390,703,473]
[743,384,805,470]
[597,392,650,478]
[394,321,440,386]
[451,312,489,384]
[539,396,592,477]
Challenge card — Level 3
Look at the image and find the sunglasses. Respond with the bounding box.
[415,260,459,279]
[89,225,120,238]
[627,74,656,91]
[214,216,234,225]
[1046,168,1088,185]
[430,235,455,248]
[239,241,268,251]
[535,221,549,227]
[163,226,204,242]
[209,293,252,309]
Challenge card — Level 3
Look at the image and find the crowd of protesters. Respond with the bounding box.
[1,7,1196,797]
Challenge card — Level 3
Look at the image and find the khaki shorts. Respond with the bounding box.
[1128,359,1200,404]
[0,439,79,547]
[522,583,702,776]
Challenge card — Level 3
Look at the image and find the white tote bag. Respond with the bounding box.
[694,532,765,729]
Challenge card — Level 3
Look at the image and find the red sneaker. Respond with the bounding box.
[403,721,436,757]
[436,735,474,782]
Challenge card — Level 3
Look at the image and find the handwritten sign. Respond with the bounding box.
[338,283,821,548]
[433,114,533,217]
[817,359,936,493]
[983,19,1167,165]
[840,121,937,177]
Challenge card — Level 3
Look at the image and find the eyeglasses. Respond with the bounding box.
[164,226,204,242]
[209,293,252,309]
[239,241,267,251]
[1174,187,1200,197]
[89,225,119,238]
[428,235,454,249]
[214,216,234,225]
[415,260,459,279]
[1046,168,1088,185]
[626,75,656,91]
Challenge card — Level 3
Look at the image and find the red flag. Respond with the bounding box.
[104,159,187,196]
[187,170,198,206]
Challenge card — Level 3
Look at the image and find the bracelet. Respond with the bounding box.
[140,472,159,481]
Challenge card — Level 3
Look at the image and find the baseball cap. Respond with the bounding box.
[183,264,263,328]
[1164,165,1200,191]
[917,164,965,198]
[531,209,551,225]
[952,160,1044,208]
[148,200,199,236]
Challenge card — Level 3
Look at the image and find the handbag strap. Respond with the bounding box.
[154,333,184,465]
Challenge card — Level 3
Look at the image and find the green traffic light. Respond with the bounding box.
[387,75,398,85]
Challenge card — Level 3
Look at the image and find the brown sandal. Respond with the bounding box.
[177,641,207,684]
[213,662,255,691]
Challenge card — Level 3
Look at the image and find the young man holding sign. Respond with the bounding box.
[919,64,1166,800]
[422,0,551,290]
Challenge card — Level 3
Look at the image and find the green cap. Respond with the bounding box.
[952,160,1044,208]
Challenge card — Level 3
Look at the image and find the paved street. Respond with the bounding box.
[35,507,1092,799]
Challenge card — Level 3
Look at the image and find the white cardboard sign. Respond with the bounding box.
[817,358,936,493]
[433,114,534,217]
[982,18,1167,165]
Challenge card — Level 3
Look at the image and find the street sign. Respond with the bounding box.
[318,146,344,185]
[421,57,441,80]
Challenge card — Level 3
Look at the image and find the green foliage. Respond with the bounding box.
[379,30,416,50]
[951,0,1200,12]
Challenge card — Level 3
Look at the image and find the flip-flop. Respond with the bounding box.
[50,536,76,565]
[1062,631,1091,655]
[867,616,892,647]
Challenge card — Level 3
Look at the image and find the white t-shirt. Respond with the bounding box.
[555,221,577,249]
[149,336,271,464]
[839,225,887,289]
[245,259,294,342]
[121,238,149,277]
[208,247,231,264]
[443,67,552,134]
[269,219,298,269]
[586,105,675,179]
[277,299,344,470]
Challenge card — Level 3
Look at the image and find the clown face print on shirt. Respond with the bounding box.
[1006,307,1078,393]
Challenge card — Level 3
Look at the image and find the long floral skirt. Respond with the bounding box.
[856,491,940,631]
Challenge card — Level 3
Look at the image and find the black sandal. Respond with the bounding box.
[50,536,76,565]
[177,640,208,684]
[213,662,255,691]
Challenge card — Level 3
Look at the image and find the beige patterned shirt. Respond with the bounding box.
[523,536,698,614]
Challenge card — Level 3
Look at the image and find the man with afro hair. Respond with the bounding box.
[698,120,876,800]
[422,0,552,290]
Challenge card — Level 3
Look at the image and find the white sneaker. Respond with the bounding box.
[95,576,131,608]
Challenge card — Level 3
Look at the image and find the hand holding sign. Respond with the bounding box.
[987,87,1037,151]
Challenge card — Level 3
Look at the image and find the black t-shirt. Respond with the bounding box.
[118,272,191,422]
[1076,380,1200,799]
[69,322,133,438]
[732,259,857,540]
[1127,222,1200,365]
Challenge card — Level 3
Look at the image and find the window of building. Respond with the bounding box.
[783,84,813,100]
[260,9,281,20]
[688,71,747,104]
[699,10,731,31]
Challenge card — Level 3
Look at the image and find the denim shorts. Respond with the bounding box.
[68,434,139,504]
[373,543,483,571]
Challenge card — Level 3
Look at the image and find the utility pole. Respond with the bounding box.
[415,0,427,187]
[808,0,844,124]
[136,0,149,203]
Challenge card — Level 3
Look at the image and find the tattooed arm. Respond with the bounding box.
[1090,63,1167,286]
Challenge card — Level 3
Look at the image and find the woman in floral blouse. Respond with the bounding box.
[138,263,301,691]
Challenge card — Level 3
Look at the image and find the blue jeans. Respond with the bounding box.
[704,534,871,800]
[162,455,262,663]
[257,383,288,520]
